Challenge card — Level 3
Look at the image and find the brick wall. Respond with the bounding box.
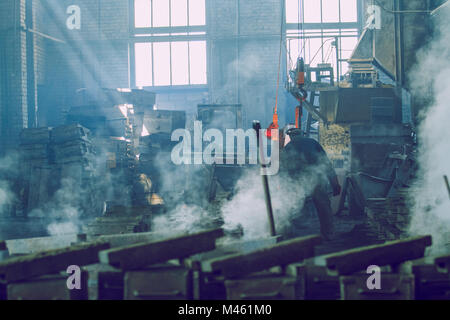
[0,0,29,153]
[0,0,131,151]
[37,0,130,127]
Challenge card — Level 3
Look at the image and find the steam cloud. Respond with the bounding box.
[408,6,450,254]
[214,51,263,104]
[222,163,330,240]
[29,177,84,236]
[29,149,111,237]
[0,154,18,218]
[0,182,12,215]
[151,204,214,237]
[149,147,220,236]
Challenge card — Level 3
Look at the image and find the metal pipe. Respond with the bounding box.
[302,98,328,124]
[253,121,276,237]
[335,36,340,83]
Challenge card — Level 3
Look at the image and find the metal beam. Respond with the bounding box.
[25,28,66,44]
[431,0,450,16]
[133,25,206,35]
[302,99,328,124]
[286,22,360,30]
[130,34,206,43]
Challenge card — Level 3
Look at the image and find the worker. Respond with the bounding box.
[278,125,341,240]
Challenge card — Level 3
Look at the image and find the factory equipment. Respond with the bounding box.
[195,104,249,201]
[285,37,416,219]
[286,58,330,136]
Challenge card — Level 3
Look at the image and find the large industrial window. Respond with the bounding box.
[131,0,207,87]
[285,0,361,80]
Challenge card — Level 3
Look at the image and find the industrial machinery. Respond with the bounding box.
[285,39,416,219]
[195,104,249,202]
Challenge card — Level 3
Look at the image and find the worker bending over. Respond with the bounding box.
[278,126,341,240]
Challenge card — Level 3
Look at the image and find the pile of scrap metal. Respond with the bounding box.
[12,122,150,235]
[138,109,187,210]
[0,230,446,300]
[62,88,170,235]
[66,88,155,209]
[5,87,188,237]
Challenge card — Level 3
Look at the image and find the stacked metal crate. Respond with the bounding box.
[52,124,94,166]
[51,124,101,218]
[19,128,52,163]
[18,124,101,217]
[19,128,53,216]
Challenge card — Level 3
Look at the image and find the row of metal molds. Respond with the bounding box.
[1,260,448,301]
[0,232,448,300]
[92,258,450,301]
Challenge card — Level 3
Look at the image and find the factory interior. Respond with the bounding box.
[0,0,449,302]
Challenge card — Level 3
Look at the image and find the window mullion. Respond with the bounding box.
[170,42,173,85]
[187,0,190,27]
[151,42,155,86]
[151,0,153,28]
[169,0,172,28]
[169,0,172,85]
[320,0,324,64]
[188,41,191,85]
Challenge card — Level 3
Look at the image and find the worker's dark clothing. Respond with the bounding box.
[279,135,338,238]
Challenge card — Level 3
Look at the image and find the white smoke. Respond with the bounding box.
[47,221,79,236]
[151,204,215,237]
[214,51,264,104]
[221,169,268,239]
[221,162,328,240]
[408,6,450,254]
[0,182,12,213]
[0,154,18,218]
[29,177,86,236]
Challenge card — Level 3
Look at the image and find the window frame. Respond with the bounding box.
[129,0,207,88]
[285,0,363,81]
